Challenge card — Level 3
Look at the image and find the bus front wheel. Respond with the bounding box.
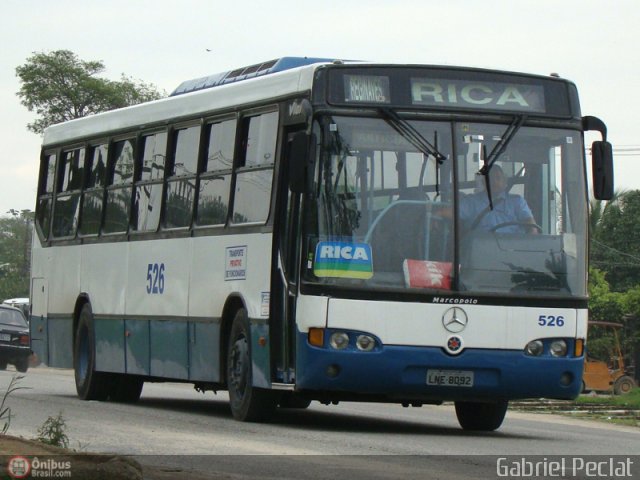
[74,303,112,401]
[226,308,278,422]
[454,400,508,431]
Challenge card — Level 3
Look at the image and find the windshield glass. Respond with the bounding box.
[302,116,587,298]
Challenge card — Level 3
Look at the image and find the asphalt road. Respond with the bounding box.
[1,366,638,479]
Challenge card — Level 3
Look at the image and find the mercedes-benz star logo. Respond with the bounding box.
[442,307,468,333]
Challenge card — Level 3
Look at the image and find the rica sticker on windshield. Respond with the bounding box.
[313,241,374,279]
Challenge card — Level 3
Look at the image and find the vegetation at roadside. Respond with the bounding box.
[36,412,69,449]
[0,375,27,434]
[576,388,640,408]
[0,210,33,301]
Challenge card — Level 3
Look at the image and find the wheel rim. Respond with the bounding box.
[229,334,249,400]
[620,380,632,394]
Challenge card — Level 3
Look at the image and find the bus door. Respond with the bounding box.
[270,129,305,384]
[30,278,49,365]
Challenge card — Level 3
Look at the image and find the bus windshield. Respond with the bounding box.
[303,115,587,298]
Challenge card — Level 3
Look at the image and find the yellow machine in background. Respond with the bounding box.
[583,321,636,395]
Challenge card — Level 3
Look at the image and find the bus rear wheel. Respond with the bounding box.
[227,308,278,422]
[454,400,508,431]
[74,303,112,401]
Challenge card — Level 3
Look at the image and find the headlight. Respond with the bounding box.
[329,332,349,350]
[356,335,375,351]
[550,339,568,357]
[525,340,544,356]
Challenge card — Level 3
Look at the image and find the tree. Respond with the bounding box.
[588,267,625,322]
[16,50,164,134]
[591,190,640,292]
[0,210,34,300]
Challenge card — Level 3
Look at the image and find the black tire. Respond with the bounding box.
[14,358,28,373]
[613,375,636,395]
[227,308,278,422]
[0,360,7,370]
[74,303,112,400]
[110,375,144,403]
[454,400,508,431]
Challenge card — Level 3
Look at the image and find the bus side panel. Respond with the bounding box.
[189,236,231,319]
[95,317,125,373]
[150,320,189,379]
[47,316,73,368]
[125,318,150,375]
[250,321,270,388]
[81,243,127,317]
[126,238,190,318]
[48,246,80,314]
[190,233,274,387]
[41,245,80,369]
[189,321,221,382]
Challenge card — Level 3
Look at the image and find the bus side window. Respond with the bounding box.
[52,148,84,238]
[197,118,236,226]
[103,139,135,234]
[165,125,199,229]
[79,144,108,236]
[133,131,166,232]
[231,111,278,224]
[36,152,57,240]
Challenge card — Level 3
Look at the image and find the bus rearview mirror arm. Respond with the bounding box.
[583,116,614,201]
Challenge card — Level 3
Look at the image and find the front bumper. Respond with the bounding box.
[295,333,583,402]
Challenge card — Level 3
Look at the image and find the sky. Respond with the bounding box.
[1,0,639,216]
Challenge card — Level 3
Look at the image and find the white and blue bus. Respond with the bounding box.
[30,57,613,430]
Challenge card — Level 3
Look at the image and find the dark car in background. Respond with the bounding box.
[0,304,30,372]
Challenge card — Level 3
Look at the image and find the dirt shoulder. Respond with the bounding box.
[0,435,232,480]
[0,435,143,479]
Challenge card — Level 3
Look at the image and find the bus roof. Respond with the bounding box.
[42,59,333,147]
[170,57,341,96]
[42,57,575,147]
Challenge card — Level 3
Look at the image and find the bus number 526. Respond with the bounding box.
[146,263,165,294]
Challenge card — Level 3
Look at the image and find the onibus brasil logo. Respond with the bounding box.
[7,456,72,478]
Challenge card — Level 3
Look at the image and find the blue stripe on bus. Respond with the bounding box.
[295,331,583,401]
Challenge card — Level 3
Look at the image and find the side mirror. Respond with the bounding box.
[289,132,313,194]
[592,140,614,200]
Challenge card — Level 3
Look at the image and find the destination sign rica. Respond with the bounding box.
[410,78,546,113]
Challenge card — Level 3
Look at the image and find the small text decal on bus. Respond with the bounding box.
[225,246,247,281]
[314,241,373,279]
[146,263,165,294]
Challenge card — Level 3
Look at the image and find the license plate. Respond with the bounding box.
[427,369,474,387]
[0,334,11,342]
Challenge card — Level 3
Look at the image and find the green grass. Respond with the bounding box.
[576,387,640,408]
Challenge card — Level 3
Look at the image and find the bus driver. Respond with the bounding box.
[458,164,538,234]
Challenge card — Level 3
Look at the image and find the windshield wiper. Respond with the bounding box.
[379,107,447,195]
[379,108,447,163]
[478,114,526,210]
